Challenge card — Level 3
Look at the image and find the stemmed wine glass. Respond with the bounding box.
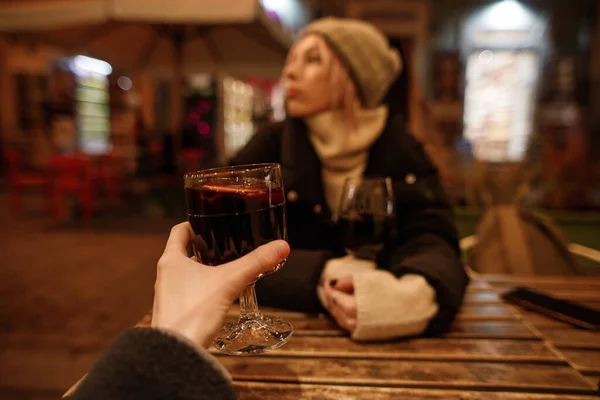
[184,163,292,355]
[337,177,396,260]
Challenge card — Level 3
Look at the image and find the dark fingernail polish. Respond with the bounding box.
[330,279,338,287]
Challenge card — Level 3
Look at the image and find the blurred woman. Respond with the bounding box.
[232,18,469,341]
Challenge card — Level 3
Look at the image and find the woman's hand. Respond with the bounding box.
[325,275,357,333]
[151,222,290,348]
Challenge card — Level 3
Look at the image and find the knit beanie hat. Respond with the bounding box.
[302,17,402,109]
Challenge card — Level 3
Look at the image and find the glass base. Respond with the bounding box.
[213,315,293,356]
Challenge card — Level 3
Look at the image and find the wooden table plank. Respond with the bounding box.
[236,300,518,322]
[262,319,538,339]
[281,317,344,337]
[143,310,535,339]
[482,276,600,286]
[235,382,600,400]
[446,320,537,339]
[226,316,537,339]
[517,311,574,328]
[463,291,502,304]
[467,279,494,289]
[535,328,600,350]
[561,349,600,374]
[212,337,557,362]
[584,374,599,388]
[456,304,517,321]
[218,357,595,394]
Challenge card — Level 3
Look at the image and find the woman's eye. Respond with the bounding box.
[307,54,321,63]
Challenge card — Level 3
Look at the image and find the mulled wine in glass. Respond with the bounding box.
[184,163,292,355]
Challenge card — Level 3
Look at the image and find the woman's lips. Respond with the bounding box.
[286,88,298,98]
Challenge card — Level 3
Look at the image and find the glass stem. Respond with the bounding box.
[239,282,262,321]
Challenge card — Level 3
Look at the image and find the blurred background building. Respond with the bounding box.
[2,0,599,212]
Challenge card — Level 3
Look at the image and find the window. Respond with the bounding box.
[463,49,539,162]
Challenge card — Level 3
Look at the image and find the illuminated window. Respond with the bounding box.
[463,49,539,162]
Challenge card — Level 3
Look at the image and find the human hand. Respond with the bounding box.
[325,275,357,333]
[151,222,290,348]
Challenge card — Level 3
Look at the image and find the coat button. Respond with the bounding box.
[287,190,298,202]
[405,173,417,184]
[313,204,323,215]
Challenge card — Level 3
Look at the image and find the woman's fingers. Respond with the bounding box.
[326,284,357,332]
[328,297,357,332]
[331,275,354,294]
[328,288,357,318]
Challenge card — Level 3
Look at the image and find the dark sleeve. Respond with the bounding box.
[256,249,329,314]
[230,122,283,165]
[66,328,235,400]
[383,136,469,335]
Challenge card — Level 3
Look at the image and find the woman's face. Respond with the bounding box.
[282,35,335,118]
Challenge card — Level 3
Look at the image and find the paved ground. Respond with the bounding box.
[0,191,182,399]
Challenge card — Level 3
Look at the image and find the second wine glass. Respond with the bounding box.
[337,177,396,260]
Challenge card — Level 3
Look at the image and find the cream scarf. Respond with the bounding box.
[305,106,389,216]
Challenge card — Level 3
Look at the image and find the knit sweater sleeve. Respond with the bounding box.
[64,328,235,400]
[317,255,439,341]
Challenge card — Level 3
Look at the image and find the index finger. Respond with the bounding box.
[163,222,193,257]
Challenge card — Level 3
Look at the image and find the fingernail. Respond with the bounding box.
[271,240,290,255]
[275,240,290,250]
[330,279,338,287]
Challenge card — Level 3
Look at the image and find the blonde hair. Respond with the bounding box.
[322,40,360,128]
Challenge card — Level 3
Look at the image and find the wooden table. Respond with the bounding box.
[204,275,600,399]
[482,275,600,391]
[75,275,600,399]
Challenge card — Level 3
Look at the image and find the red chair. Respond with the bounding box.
[4,149,51,216]
[50,155,95,222]
[93,153,122,206]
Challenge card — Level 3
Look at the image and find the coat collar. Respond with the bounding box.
[280,114,405,215]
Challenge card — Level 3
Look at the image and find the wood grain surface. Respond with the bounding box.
[210,336,558,362]
[235,382,600,400]
[218,356,593,394]
[68,275,600,398]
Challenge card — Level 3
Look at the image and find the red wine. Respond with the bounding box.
[185,179,286,266]
[338,212,395,258]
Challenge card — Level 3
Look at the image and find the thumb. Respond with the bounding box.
[222,240,290,287]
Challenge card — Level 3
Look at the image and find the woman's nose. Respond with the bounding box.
[283,61,299,81]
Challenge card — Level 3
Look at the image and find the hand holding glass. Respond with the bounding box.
[184,164,292,355]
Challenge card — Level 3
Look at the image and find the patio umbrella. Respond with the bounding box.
[0,0,293,139]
